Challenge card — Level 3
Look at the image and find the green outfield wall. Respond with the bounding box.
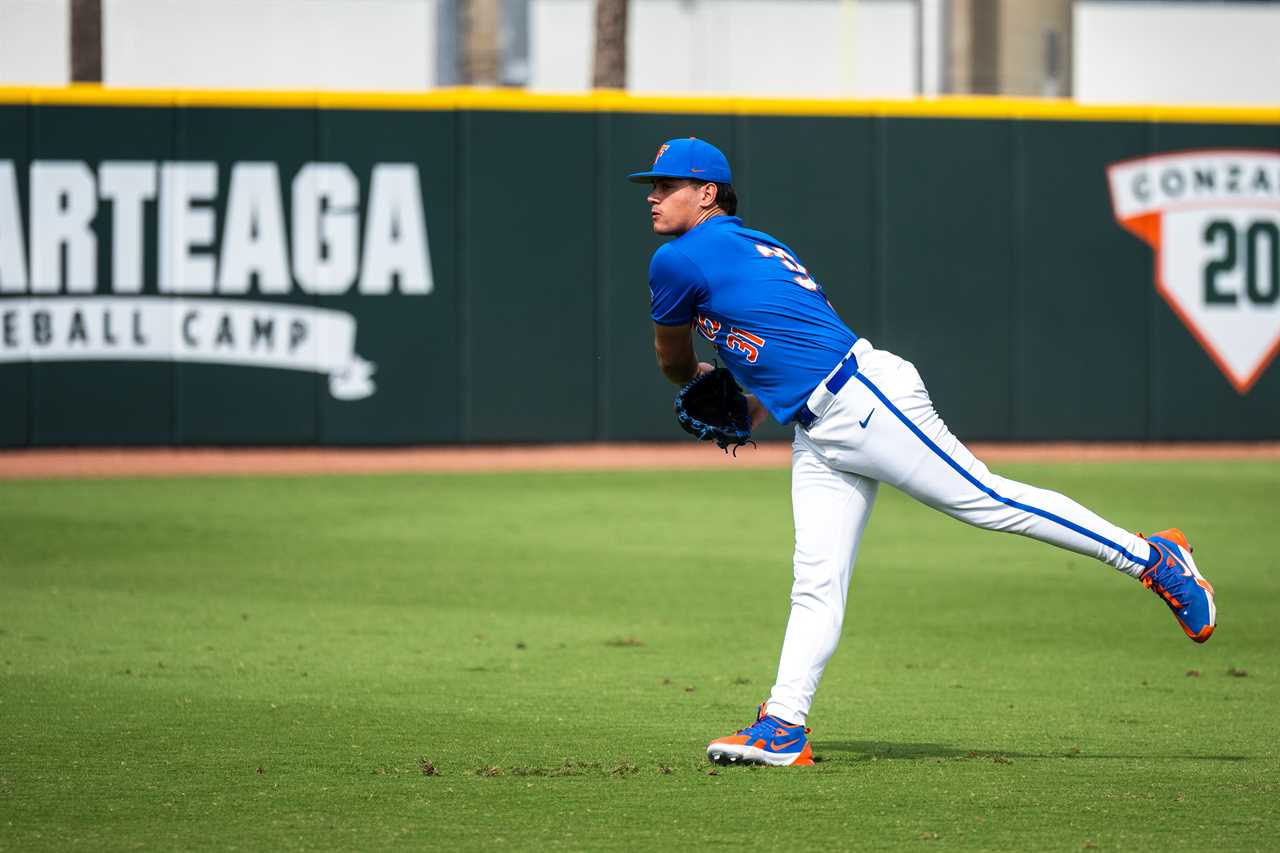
[1,89,1278,445]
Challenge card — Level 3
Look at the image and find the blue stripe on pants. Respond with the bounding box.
[853,372,1152,569]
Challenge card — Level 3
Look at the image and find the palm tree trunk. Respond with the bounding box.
[462,0,501,86]
[70,0,103,83]
[592,0,628,89]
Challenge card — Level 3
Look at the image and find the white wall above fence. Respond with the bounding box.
[0,0,70,86]
[1075,2,1280,106]
[532,0,918,97]
[103,0,437,91]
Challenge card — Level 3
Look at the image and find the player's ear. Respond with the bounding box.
[701,182,719,210]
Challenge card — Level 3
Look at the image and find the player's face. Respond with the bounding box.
[646,178,710,235]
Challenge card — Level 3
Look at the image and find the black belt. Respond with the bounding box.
[795,350,861,429]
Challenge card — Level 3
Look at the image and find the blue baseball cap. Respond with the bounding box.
[627,137,732,184]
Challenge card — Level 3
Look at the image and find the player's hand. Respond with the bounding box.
[747,394,768,430]
[696,361,715,378]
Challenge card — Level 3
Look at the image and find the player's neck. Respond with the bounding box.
[688,207,727,231]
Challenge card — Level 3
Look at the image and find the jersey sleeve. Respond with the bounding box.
[648,244,705,326]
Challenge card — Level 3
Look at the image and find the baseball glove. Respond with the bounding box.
[674,367,756,454]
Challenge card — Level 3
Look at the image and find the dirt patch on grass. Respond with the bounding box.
[2,441,1279,480]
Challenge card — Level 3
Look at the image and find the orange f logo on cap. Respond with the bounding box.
[653,143,670,165]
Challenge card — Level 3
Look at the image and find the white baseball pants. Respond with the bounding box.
[765,339,1155,726]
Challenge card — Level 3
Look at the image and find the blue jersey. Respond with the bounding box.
[649,216,858,424]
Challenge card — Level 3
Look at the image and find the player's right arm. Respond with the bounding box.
[649,244,713,384]
[653,322,712,385]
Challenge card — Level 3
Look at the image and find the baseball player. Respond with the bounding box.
[629,137,1217,768]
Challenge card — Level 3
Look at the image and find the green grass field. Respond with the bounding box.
[2,461,1277,851]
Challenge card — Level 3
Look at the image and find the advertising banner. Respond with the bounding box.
[1,93,1277,445]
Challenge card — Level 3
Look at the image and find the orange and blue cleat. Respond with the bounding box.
[1141,528,1216,643]
[707,703,814,766]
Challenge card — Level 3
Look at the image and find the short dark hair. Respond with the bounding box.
[712,183,738,216]
[670,178,738,216]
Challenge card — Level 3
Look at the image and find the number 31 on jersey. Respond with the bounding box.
[696,314,766,363]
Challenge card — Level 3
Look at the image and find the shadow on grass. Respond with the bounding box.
[816,741,1250,763]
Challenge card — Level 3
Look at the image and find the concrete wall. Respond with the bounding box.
[530,0,918,97]
[1,0,917,97]
[1075,2,1280,105]
[6,0,1280,104]
[0,0,70,86]
[0,0,437,90]
[103,0,437,91]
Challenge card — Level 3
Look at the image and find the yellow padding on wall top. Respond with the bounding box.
[0,85,1277,125]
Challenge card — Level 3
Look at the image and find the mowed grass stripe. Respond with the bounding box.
[1,463,1276,851]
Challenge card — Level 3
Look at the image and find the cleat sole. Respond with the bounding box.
[706,742,814,767]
